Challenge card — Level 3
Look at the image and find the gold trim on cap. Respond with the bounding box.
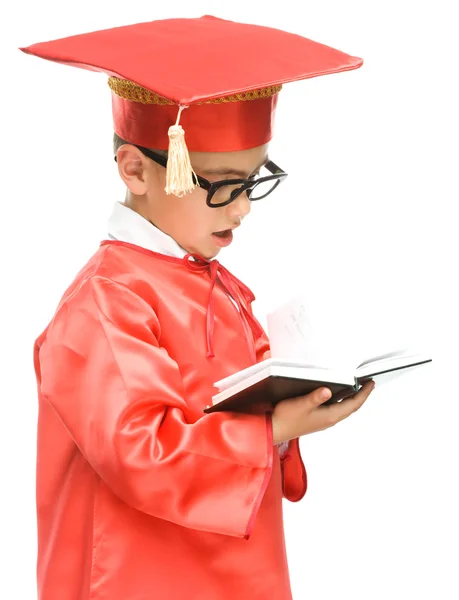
[108,77,282,105]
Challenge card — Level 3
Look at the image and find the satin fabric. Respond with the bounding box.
[20,16,363,106]
[34,240,307,599]
[112,90,278,151]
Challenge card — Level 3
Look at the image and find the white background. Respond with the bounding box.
[2,1,458,598]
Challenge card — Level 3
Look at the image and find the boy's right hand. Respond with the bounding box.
[271,380,375,445]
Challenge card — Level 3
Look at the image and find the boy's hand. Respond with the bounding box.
[272,380,375,445]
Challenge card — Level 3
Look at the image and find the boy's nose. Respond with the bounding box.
[226,191,251,220]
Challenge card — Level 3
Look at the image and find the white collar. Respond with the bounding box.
[107,201,187,259]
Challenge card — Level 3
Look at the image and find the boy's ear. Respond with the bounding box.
[116,144,150,195]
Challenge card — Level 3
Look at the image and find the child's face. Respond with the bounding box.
[118,143,269,260]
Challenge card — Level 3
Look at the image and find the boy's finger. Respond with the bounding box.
[317,381,375,424]
[314,387,333,404]
[302,387,334,410]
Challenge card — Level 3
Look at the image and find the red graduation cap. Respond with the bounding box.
[20,15,363,196]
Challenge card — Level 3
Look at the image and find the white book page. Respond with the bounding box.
[355,361,433,390]
[267,295,358,370]
[213,358,273,391]
[356,352,432,378]
[356,349,415,369]
[214,357,333,392]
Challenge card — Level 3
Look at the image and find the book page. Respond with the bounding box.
[355,360,432,391]
[267,295,357,369]
[213,358,272,391]
[355,352,432,377]
[356,349,415,369]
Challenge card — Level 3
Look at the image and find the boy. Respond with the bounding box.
[22,16,375,600]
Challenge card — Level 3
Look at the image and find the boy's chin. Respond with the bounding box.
[183,242,221,261]
[201,247,221,261]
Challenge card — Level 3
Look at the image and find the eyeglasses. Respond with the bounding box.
[125,145,288,208]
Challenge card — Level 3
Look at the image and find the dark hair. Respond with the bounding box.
[113,132,167,159]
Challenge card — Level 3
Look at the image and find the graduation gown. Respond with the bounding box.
[33,217,307,599]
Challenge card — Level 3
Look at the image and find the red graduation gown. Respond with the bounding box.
[33,240,307,600]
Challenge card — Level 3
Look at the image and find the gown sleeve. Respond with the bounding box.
[37,275,273,539]
[280,438,307,502]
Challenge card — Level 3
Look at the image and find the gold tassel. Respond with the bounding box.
[165,106,198,197]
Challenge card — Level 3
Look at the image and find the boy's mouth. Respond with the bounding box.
[212,228,234,247]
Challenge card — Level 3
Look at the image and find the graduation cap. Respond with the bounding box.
[20,15,363,197]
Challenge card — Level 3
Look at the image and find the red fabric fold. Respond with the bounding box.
[183,253,264,360]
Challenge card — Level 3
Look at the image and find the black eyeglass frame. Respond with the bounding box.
[115,145,288,207]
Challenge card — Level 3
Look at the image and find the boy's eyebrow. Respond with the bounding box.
[201,157,269,178]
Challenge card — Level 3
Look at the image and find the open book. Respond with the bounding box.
[204,296,432,414]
